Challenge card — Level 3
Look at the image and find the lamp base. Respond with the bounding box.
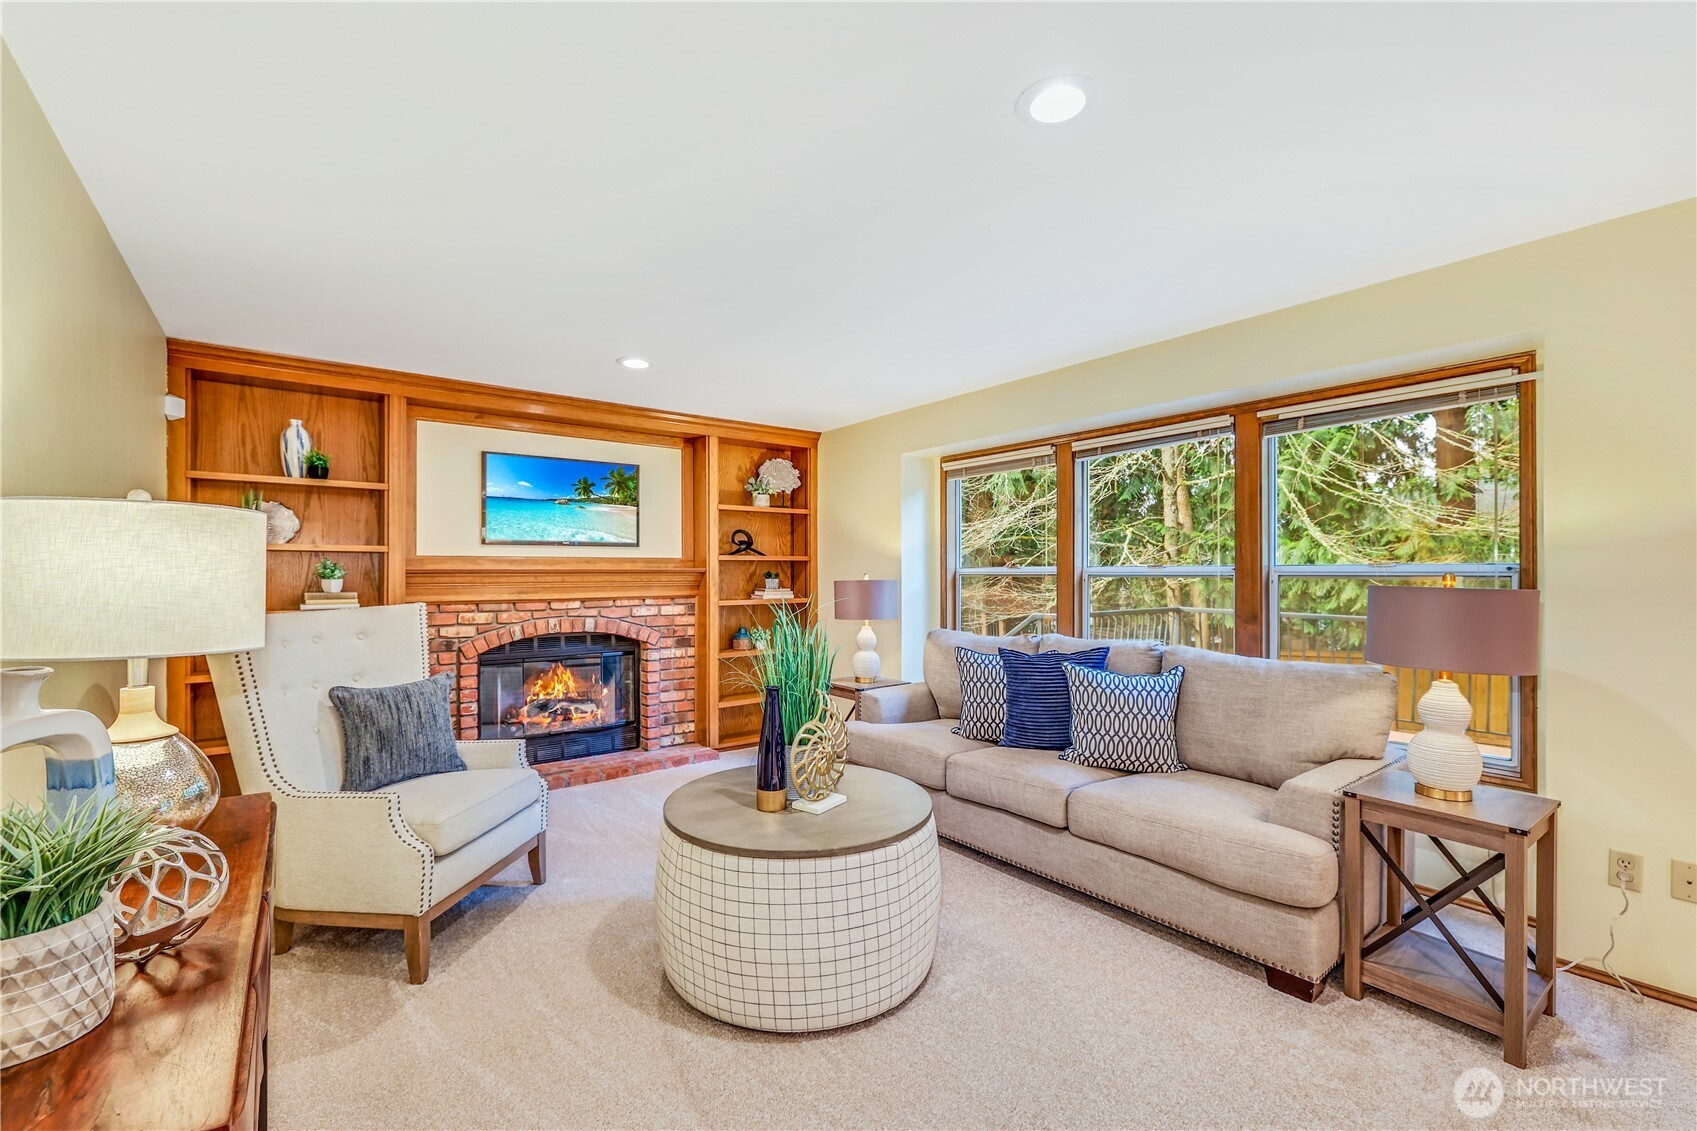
[1414,783,1474,803]
[112,731,221,829]
[851,621,881,684]
[1405,678,1482,802]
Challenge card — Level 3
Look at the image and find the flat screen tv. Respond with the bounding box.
[481,451,640,547]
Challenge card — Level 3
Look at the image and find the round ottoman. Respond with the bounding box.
[655,763,940,1032]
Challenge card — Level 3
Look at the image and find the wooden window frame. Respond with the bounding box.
[941,353,1539,790]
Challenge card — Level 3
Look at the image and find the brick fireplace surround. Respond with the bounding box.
[425,598,715,789]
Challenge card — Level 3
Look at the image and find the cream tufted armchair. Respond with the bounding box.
[208,603,547,983]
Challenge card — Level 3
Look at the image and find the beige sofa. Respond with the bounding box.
[846,628,1396,999]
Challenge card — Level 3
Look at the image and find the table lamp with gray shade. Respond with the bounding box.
[1364,576,1539,802]
[1,492,267,825]
[833,576,899,684]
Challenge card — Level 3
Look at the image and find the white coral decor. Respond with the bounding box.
[758,458,801,494]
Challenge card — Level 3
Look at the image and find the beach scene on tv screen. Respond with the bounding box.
[483,452,639,545]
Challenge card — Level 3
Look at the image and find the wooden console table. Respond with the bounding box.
[1342,769,1558,1068]
[2,794,277,1130]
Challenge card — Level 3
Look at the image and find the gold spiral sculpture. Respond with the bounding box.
[787,693,850,803]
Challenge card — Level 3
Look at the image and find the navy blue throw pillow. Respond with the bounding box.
[999,647,1109,750]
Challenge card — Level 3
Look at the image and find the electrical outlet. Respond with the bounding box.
[1609,850,1644,893]
[1673,860,1697,905]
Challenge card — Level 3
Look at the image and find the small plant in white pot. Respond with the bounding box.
[744,475,776,507]
[763,570,782,591]
[0,798,177,1067]
[314,557,346,593]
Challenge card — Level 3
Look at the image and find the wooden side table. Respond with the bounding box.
[2,794,277,1129]
[828,677,909,720]
[1342,768,1558,1068]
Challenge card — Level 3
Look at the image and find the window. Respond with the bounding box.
[1077,423,1235,651]
[940,354,1538,787]
[1267,385,1523,769]
[945,448,1057,636]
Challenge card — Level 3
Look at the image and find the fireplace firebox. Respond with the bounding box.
[476,633,640,764]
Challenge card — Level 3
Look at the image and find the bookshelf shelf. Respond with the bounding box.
[718,504,810,515]
[266,544,388,554]
[186,471,388,491]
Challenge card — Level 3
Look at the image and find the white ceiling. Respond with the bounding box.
[5,4,1693,431]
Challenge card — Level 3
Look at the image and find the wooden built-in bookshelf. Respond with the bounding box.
[166,340,820,779]
[699,437,818,750]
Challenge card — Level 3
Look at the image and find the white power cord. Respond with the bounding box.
[1554,866,1643,1002]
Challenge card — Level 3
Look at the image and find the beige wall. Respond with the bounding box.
[819,200,1697,995]
[1,44,167,798]
[414,422,684,558]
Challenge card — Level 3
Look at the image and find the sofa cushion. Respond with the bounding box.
[1068,771,1338,908]
[945,745,1122,828]
[924,629,1039,718]
[1061,664,1187,773]
[1038,633,1163,676]
[382,767,541,856]
[846,717,986,790]
[1160,645,1397,789]
[952,647,1008,742]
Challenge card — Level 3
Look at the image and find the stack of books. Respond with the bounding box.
[750,587,795,600]
[300,591,361,612]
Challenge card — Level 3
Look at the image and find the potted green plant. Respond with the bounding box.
[734,603,836,799]
[302,449,330,480]
[763,569,781,591]
[0,798,177,1067]
[314,557,347,593]
[744,474,775,507]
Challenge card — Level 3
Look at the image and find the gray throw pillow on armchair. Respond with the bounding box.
[329,672,467,791]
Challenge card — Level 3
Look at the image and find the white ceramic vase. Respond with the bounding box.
[321,577,344,593]
[280,418,311,478]
[752,493,771,507]
[0,894,118,1068]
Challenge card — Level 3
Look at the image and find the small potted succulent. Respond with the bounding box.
[749,626,770,652]
[0,798,178,1067]
[314,557,347,593]
[303,449,330,480]
[744,474,775,507]
[763,569,782,591]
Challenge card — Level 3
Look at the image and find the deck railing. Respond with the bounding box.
[968,605,1511,744]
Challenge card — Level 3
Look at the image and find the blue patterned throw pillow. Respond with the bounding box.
[952,647,1007,742]
[1060,665,1187,773]
[999,647,1109,750]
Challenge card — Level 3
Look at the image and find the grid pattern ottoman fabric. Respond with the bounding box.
[655,820,941,1032]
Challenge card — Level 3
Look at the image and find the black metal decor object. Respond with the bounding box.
[728,528,765,556]
[755,686,787,812]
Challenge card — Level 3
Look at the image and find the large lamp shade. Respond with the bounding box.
[2,495,267,661]
[833,579,899,622]
[1364,585,1539,676]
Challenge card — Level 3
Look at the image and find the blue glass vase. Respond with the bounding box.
[755,686,786,812]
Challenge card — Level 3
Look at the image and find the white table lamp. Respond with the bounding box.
[1,492,267,822]
[833,576,899,684]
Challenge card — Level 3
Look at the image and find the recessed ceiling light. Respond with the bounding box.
[1016,75,1097,125]
[617,357,650,370]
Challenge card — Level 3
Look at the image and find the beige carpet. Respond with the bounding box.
[271,756,1695,1130]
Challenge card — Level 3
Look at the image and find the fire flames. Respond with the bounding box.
[509,662,613,734]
